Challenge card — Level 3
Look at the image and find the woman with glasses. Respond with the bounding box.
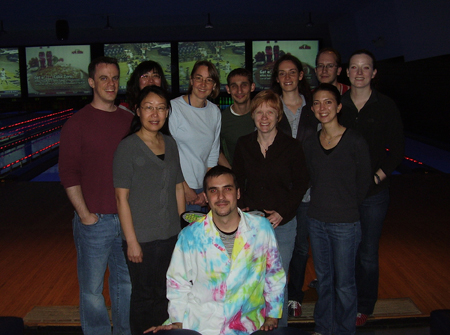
[270,54,318,319]
[169,60,221,212]
[114,85,185,335]
[122,60,169,113]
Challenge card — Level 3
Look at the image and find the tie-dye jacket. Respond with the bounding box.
[166,209,286,335]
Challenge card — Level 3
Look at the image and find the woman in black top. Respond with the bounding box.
[303,83,371,335]
[339,50,404,326]
[233,90,309,327]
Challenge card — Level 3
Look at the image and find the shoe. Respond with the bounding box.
[311,332,323,335]
[288,300,302,317]
[308,278,318,289]
[356,313,369,326]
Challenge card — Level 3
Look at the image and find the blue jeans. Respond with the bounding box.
[356,188,390,315]
[73,212,132,335]
[288,202,309,303]
[308,217,361,335]
[274,218,296,327]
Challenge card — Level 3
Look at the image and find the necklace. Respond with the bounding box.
[188,94,206,108]
[257,139,273,153]
[321,131,343,145]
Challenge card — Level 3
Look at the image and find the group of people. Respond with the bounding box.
[59,45,404,335]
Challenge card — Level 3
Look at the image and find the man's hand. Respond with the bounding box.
[260,317,278,331]
[144,322,182,333]
[80,213,98,225]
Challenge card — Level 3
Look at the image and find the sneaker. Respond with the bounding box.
[288,300,302,317]
[356,313,369,326]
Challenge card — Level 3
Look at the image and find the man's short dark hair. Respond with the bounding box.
[227,68,253,86]
[203,166,239,192]
[315,47,342,67]
[88,56,120,79]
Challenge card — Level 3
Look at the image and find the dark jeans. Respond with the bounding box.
[308,217,361,335]
[288,202,309,303]
[123,235,177,335]
[356,188,390,315]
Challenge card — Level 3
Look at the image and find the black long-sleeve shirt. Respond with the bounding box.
[233,130,309,225]
[303,129,372,223]
[339,90,405,197]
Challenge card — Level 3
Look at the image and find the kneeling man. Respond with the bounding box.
[147,166,286,335]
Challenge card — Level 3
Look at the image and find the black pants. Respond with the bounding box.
[123,235,177,335]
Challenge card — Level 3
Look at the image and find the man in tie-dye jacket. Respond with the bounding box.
[146,166,286,335]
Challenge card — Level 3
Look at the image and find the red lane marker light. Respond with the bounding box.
[0,126,63,151]
[385,147,423,165]
[0,113,72,141]
[0,109,74,131]
[1,142,60,172]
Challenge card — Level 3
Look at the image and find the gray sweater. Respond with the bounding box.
[113,133,184,243]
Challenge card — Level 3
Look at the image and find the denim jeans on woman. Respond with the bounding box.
[274,217,297,327]
[356,188,390,315]
[73,212,131,335]
[308,216,361,335]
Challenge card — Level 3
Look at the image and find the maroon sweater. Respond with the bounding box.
[59,104,133,214]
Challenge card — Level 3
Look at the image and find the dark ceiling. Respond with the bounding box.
[1,0,373,46]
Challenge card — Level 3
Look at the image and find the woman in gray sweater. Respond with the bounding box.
[113,85,185,335]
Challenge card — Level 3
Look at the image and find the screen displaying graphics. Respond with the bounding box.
[178,41,245,92]
[104,42,172,93]
[252,40,320,90]
[0,48,21,98]
[25,45,91,97]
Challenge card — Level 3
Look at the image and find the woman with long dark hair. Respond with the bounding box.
[304,83,371,335]
[121,60,169,112]
[270,54,318,318]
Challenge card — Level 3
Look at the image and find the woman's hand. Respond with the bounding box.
[260,317,278,331]
[127,240,143,263]
[194,192,207,207]
[264,210,283,228]
[144,322,182,333]
[184,185,198,205]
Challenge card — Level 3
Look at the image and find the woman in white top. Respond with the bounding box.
[169,60,221,212]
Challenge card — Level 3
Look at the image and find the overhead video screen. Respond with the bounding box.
[0,48,21,98]
[252,40,320,90]
[104,42,172,93]
[178,41,245,93]
[25,45,91,97]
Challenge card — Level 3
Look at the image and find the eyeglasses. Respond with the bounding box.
[278,70,299,77]
[140,73,162,81]
[193,75,215,85]
[139,105,168,113]
[316,64,338,71]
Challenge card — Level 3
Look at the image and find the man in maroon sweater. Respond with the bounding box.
[59,57,133,335]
